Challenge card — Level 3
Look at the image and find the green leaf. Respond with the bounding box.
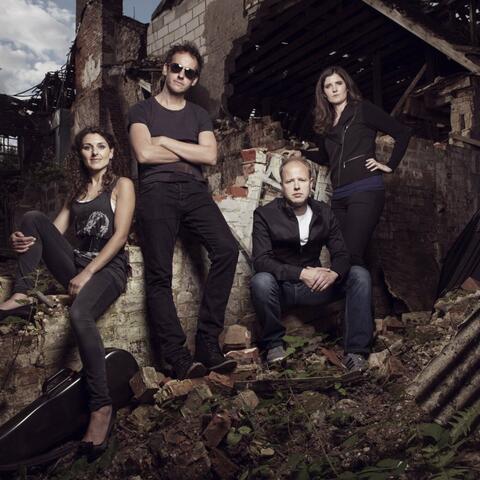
[418,422,447,442]
[238,426,252,435]
[342,434,359,448]
[227,430,242,447]
[283,335,309,349]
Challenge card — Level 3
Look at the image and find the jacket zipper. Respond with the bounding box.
[337,109,357,187]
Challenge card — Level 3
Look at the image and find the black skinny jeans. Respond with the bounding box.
[13,211,124,412]
[137,180,239,362]
[331,190,385,266]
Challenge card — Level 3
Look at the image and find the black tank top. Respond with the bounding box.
[70,179,128,289]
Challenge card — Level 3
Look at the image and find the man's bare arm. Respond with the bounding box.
[156,131,217,166]
[129,123,180,165]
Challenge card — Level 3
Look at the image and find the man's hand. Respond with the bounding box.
[300,267,338,292]
[69,269,93,296]
[10,231,36,253]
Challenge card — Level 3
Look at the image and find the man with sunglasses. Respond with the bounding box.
[128,42,238,380]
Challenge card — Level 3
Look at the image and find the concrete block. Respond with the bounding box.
[180,10,193,26]
[168,18,181,33]
[193,2,205,17]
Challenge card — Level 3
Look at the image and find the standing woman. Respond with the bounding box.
[296,66,411,266]
[0,127,135,457]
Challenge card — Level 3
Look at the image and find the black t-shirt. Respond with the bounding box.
[128,96,213,184]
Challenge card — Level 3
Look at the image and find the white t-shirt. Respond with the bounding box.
[296,205,312,246]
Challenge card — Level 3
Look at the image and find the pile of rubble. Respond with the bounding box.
[1,289,480,479]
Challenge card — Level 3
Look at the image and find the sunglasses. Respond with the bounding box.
[168,62,199,80]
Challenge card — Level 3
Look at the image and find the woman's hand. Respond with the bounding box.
[365,158,392,173]
[281,149,302,158]
[10,231,36,253]
[69,269,93,296]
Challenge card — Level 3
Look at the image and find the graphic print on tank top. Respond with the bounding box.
[77,211,110,238]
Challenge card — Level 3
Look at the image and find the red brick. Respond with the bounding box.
[240,148,257,163]
[226,186,248,198]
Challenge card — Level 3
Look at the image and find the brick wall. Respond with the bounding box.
[375,136,480,311]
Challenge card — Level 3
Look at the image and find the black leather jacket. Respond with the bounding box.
[302,100,412,188]
[252,197,350,282]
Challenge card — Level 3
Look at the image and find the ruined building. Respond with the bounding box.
[0,0,480,424]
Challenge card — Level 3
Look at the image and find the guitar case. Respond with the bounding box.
[0,347,139,470]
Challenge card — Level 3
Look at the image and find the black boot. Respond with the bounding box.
[171,348,207,380]
[194,334,237,374]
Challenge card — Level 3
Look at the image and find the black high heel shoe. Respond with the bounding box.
[78,411,116,462]
[0,304,36,322]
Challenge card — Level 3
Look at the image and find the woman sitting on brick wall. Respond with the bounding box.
[0,127,135,459]
[286,65,412,267]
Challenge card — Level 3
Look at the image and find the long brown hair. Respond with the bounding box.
[313,66,362,135]
[68,127,117,203]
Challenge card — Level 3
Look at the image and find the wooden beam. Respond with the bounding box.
[235,13,388,97]
[361,0,480,74]
[391,63,427,116]
[451,133,480,148]
[231,2,365,89]
[234,371,362,395]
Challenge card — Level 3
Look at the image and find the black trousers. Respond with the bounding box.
[13,211,124,411]
[331,190,385,266]
[137,180,239,362]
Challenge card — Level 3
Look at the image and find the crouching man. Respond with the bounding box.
[251,157,373,371]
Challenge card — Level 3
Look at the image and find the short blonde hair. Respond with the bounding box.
[280,157,313,182]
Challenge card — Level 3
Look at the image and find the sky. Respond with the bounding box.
[0,0,159,96]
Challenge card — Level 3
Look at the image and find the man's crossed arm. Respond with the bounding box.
[129,123,217,166]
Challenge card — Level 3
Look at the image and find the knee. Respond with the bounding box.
[347,266,371,292]
[69,304,89,333]
[214,240,239,264]
[250,272,278,297]
[21,210,47,228]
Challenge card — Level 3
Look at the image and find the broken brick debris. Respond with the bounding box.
[320,347,345,369]
[232,363,260,381]
[224,347,260,365]
[375,316,406,334]
[222,324,251,351]
[209,447,239,480]
[233,389,260,410]
[155,378,206,404]
[181,384,213,417]
[129,366,163,403]
[202,411,232,448]
[206,371,235,394]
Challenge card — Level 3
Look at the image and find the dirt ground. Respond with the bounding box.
[1,289,480,480]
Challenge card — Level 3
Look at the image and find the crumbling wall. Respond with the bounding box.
[72,0,147,175]
[375,136,480,311]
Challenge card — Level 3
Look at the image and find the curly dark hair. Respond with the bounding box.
[313,66,362,135]
[68,127,118,203]
[164,41,203,74]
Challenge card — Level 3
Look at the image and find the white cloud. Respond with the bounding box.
[0,0,74,95]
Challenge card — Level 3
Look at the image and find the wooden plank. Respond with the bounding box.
[451,134,480,148]
[234,371,363,395]
[361,0,480,73]
[391,63,427,116]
